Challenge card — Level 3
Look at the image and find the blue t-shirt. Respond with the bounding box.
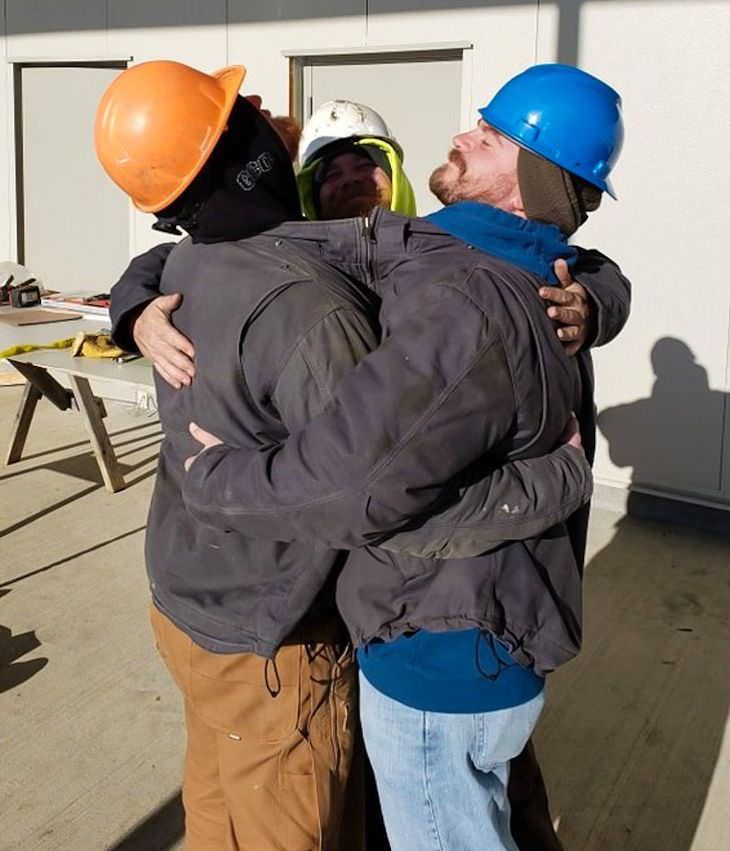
[358,629,544,713]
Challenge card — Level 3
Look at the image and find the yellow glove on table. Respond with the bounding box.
[0,337,75,359]
[70,331,124,359]
[0,332,124,361]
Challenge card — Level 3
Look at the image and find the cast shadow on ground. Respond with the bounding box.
[0,525,147,589]
[16,421,161,463]
[0,440,160,539]
[105,791,184,851]
[0,621,48,693]
[540,338,729,850]
[0,465,157,539]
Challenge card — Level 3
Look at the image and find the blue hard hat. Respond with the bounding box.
[478,63,624,199]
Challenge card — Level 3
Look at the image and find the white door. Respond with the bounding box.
[18,64,130,294]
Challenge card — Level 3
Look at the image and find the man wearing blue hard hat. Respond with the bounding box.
[421,63,624,851]
[348,63,625,851]
[110,62,627,851]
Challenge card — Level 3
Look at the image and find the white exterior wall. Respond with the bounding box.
[1,0,728,509]
[577,0,730,507]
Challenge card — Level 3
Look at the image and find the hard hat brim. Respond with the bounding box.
[603,176,618,201]
[302,134,404,171]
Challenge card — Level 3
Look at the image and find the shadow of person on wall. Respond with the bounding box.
[539,338,730,850]
[598,337,728,504]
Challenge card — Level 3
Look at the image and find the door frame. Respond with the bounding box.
[284,42,473,131]
[12,59,129,264]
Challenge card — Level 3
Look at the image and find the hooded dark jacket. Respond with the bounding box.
[110,207,629,672]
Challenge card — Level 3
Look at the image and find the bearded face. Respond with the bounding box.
[316,151,393,220]
[429,121,523,213]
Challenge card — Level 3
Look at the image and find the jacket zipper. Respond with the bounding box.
[361,212,377,288]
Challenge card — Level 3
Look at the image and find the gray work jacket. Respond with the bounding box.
[110,209,629,669]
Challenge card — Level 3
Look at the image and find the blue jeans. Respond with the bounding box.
[359,672,545,851]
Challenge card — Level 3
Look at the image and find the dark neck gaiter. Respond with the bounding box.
[155,96,302,244]
[517,147,602,236]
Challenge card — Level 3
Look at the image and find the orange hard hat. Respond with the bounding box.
[94,60,246,212]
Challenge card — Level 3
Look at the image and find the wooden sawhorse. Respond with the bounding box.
[3,350,155,493]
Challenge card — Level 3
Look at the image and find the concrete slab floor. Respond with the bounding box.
[0,384,728,851]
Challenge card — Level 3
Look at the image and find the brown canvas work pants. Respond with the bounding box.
[150,606,359,851]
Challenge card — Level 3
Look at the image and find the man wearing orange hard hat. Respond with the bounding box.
[96,60,368,850]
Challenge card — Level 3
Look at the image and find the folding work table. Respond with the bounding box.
[3,347,154,494]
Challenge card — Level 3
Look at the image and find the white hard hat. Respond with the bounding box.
[298,99,401,167]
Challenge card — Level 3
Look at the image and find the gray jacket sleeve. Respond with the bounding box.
[386,249,629,557]
[183,281,576,549]
[573,248,631,348]
[379,443,592,558]
[266,307,380,431]
[109,242,176,352]
[242,288,592,557]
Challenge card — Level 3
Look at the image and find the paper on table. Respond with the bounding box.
[0,309,83,326]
